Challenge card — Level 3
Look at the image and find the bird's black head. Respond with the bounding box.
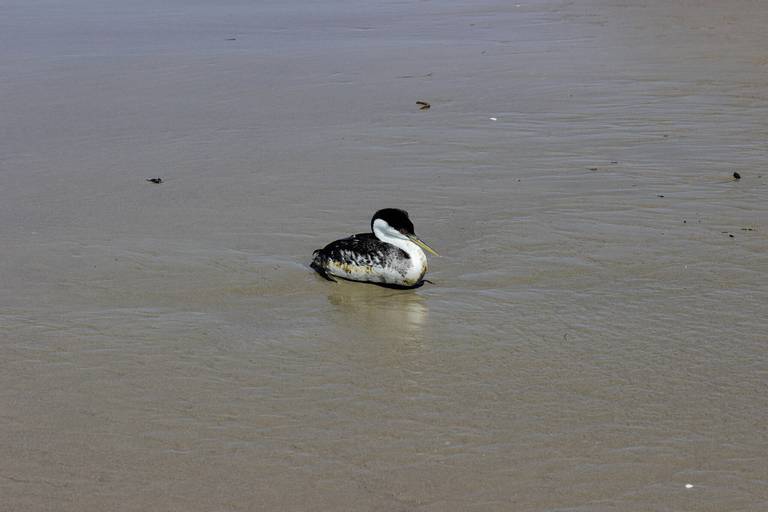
[371,208,414,235]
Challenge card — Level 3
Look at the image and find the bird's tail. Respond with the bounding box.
[310,250,337,282]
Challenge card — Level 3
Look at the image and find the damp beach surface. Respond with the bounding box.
[1,1,767,510]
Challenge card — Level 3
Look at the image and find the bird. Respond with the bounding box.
[311,208,439,288]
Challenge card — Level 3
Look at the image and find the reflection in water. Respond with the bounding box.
[326,283,429,347]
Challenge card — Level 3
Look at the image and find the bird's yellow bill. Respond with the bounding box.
[407,234,440,256]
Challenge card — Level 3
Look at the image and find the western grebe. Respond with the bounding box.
[311,208,439,288]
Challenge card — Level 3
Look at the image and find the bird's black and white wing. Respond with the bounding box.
[311,233,408,283]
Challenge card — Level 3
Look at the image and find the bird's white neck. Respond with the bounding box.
[373,219,428,282]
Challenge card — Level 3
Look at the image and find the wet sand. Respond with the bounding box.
[2,0,767,510]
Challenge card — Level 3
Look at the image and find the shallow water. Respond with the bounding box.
[2,1,767,510]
